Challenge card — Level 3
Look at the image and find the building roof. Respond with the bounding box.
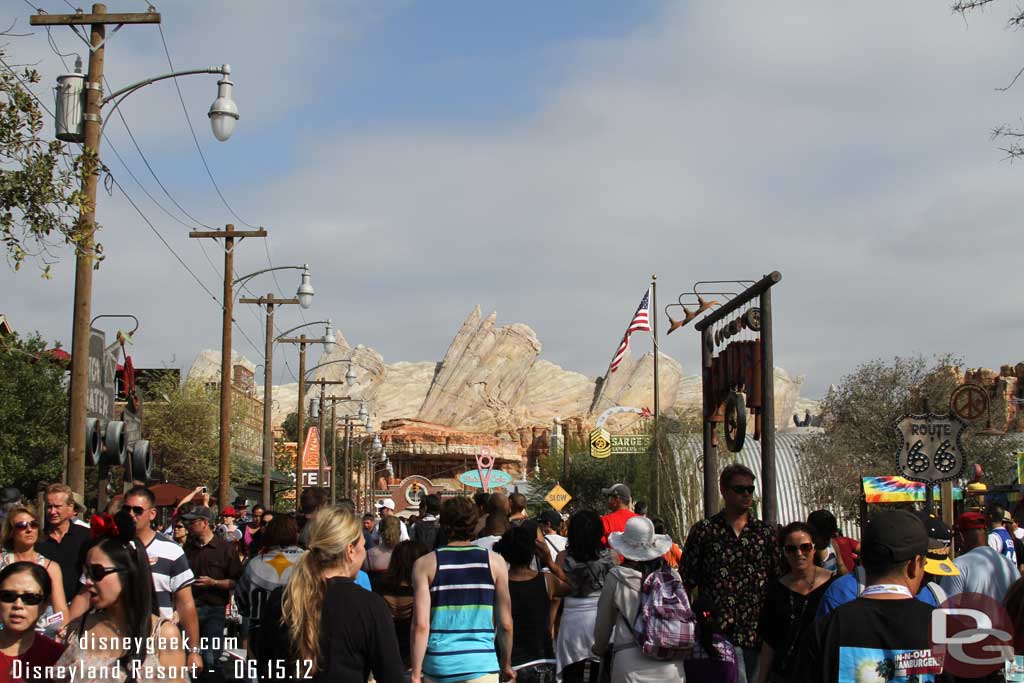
[0,315,12,336]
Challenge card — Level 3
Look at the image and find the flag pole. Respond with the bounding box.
[651,274,660,514]
[590,338,621,415]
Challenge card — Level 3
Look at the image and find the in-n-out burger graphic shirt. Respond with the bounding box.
[797,597,945,682]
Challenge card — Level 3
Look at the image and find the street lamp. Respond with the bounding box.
[38,0,242,498]
[345,365,357,387]
[297,267,316,309]
[238,267,319,507]
[208,67,239,141]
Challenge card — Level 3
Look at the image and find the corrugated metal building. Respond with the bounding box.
[671,428,860,537]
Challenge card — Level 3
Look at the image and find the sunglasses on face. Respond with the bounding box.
[730,485,755,495]
[173,525,185,530]
[13,521,39,531]
[125,506,148,517]
[784,543,815,555]
[84,564,128,583]
[0,591,44,605]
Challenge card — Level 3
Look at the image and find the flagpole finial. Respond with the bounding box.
[651,273,657,281]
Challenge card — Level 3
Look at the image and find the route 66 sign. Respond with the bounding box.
[893,412,967,484]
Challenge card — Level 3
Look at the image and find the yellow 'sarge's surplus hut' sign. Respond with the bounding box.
[590,428,651,458]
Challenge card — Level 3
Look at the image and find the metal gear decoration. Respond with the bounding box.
[744,307,762,332]
[724,391,747,452]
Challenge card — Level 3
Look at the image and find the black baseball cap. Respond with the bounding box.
[181,505,213,522]
[862,510,928,568]
[601,483,631,501]
[536,510,562,528]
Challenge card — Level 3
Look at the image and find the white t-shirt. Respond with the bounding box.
[475,535,501,553]
[537,533,567,573]
[940,545,1021,602]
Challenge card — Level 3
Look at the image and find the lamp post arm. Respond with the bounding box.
[101,66,229,106]
[276,320,332,342]
[99,66,231,139]
[303,356,375,379]
[233,264,307,288]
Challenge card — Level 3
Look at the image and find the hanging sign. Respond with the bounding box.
[545,484,572,512]
[457,469,513,489]
[893,412,967,484]
[87,329,118,421]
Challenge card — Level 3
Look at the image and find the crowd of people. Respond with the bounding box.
[1,466,1024,682]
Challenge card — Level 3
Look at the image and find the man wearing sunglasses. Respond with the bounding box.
[681,463,776,683]
[67,486,204,675]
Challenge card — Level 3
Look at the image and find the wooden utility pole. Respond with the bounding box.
[239,293,303,508]
[190,225,267,511]
[30,4,160,500]
[694,271,782,523]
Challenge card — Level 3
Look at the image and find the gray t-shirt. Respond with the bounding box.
[940,545,1021,602]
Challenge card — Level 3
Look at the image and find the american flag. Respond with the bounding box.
[609,288,651,373]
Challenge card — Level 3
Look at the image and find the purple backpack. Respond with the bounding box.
[630,567,696,660]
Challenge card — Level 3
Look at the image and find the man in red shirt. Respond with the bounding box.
[600,483,637,546]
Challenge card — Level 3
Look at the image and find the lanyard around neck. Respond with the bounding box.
[862,583,913,598]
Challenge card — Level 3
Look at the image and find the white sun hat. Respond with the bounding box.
[608,516,672,562]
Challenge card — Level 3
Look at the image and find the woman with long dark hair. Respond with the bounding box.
[556,510,614,683]
[756,521,835,683]
[0,561,64,679]
[51,509,186,683]
[496,522,569,683]
[378,540,428,671]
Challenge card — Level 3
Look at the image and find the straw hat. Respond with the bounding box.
[608,516,672,562]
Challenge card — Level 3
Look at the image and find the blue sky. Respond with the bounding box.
[4,1,1024,401]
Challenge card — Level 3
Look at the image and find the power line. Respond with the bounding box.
[104,76,216,230]
[108,173,266,362]
[151,21,302,380]
[156,23,257,230]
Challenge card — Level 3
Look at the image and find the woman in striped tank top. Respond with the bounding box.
[411,496,514,683]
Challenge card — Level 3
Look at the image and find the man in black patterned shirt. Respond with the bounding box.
[682,463,777,683]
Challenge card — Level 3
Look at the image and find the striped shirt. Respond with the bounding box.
[423,546,499,682]
[145,533,195,619]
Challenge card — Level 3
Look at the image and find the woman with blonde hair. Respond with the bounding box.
[0,504,68,634]
[282,507,404,682]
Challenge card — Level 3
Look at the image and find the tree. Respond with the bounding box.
[141,373,252,490]
[953,1,1024,159]
[0,44,92,275]
[0,333,67,494]
[797,354,1014,519]
[526,411,702,539]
